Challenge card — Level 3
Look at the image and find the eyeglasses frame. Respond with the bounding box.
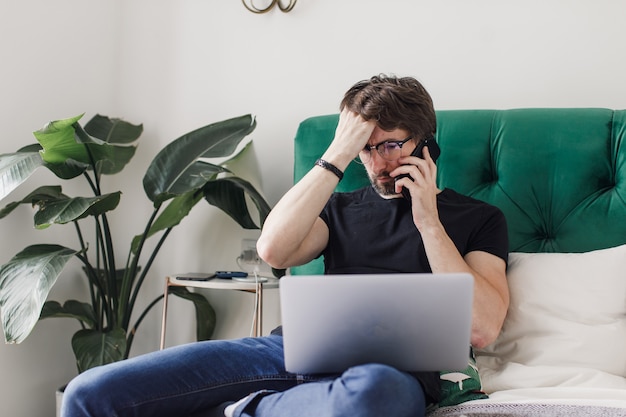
[358,135,414,163]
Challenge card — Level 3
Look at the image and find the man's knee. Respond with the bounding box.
[61,367,116,417]
[335,364,425,417]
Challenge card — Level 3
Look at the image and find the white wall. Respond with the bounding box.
[0,2,123,417]
[1,0,626,416]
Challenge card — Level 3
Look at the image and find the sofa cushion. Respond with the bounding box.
[476,244,626,392]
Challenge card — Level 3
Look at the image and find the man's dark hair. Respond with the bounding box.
[340,74,436,141]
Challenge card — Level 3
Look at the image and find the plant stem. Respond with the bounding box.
[82,170,99,196]
[74,221,100,325]
[79,150,116,324]
[124,294,164,358]
[100,212,118,311]
[117,206,161,328]
[125,227,172,329]
[75,254,109,330]
[79,138,120,320]
[93,214,115,323]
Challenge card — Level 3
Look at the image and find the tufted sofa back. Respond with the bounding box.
[292,109,626,275]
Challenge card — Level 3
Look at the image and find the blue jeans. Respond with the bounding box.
[61,333,428,417]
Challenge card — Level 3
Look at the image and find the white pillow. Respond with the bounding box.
[476,244,626,392]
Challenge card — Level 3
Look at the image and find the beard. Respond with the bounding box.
[368,171,398,196]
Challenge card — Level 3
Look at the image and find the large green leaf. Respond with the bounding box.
[71,327,127,373]
[0,151,44,200]
[44,158,90,180]
[130,190,203,254]
[221,140,253,166]
[143,115,256,204]
[32,114,84,165]
[84,114,144,145]
[90,142,137,176]
[0,185,65,219]
[162,160,228,199]
[169,287,216,341]
[34,114,137,177]
[40,300,96,328]
[33,192,121,229]
[203,177,271,229]
[17,143,43,153]
[0,244,79,343]
[73,122,139,175]
[30,125,92,179]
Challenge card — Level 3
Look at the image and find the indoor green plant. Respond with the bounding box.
[0,113,271,373]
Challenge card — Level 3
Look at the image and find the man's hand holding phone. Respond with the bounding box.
[393,138,442,230]
[394,137,440,199]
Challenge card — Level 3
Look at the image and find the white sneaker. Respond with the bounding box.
[224,394,251,417]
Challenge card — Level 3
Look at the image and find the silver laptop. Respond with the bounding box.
[279,273,473,374]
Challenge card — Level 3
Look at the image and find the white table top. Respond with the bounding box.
[168,274,280,291]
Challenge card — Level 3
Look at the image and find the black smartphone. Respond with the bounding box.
[176,273,216,281]
[395,137,441,200]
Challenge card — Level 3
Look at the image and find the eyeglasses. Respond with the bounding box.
[358,136,413,163]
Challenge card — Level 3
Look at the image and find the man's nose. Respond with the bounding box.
[369,151,390,171]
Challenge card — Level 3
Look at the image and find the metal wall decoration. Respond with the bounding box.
[242,0,297,14]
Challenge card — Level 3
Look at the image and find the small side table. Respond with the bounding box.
[160,274,279,349]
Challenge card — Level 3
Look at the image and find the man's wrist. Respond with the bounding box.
[315,159,344,181]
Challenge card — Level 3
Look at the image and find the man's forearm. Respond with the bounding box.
[420,225,509,348]
[257,165,337,269]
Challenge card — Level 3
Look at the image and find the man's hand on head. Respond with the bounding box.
[323,109,376,168]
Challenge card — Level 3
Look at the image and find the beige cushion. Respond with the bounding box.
[477,244,626,392]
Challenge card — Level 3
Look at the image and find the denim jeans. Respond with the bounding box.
[61,333,428,417]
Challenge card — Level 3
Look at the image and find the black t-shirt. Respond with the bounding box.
[319,186,509,274]
[317,186,509,404]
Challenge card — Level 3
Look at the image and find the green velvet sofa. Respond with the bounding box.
[290,109,626,416]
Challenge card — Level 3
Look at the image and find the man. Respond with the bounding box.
[256,74,509,414]
[61,74,508,417]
